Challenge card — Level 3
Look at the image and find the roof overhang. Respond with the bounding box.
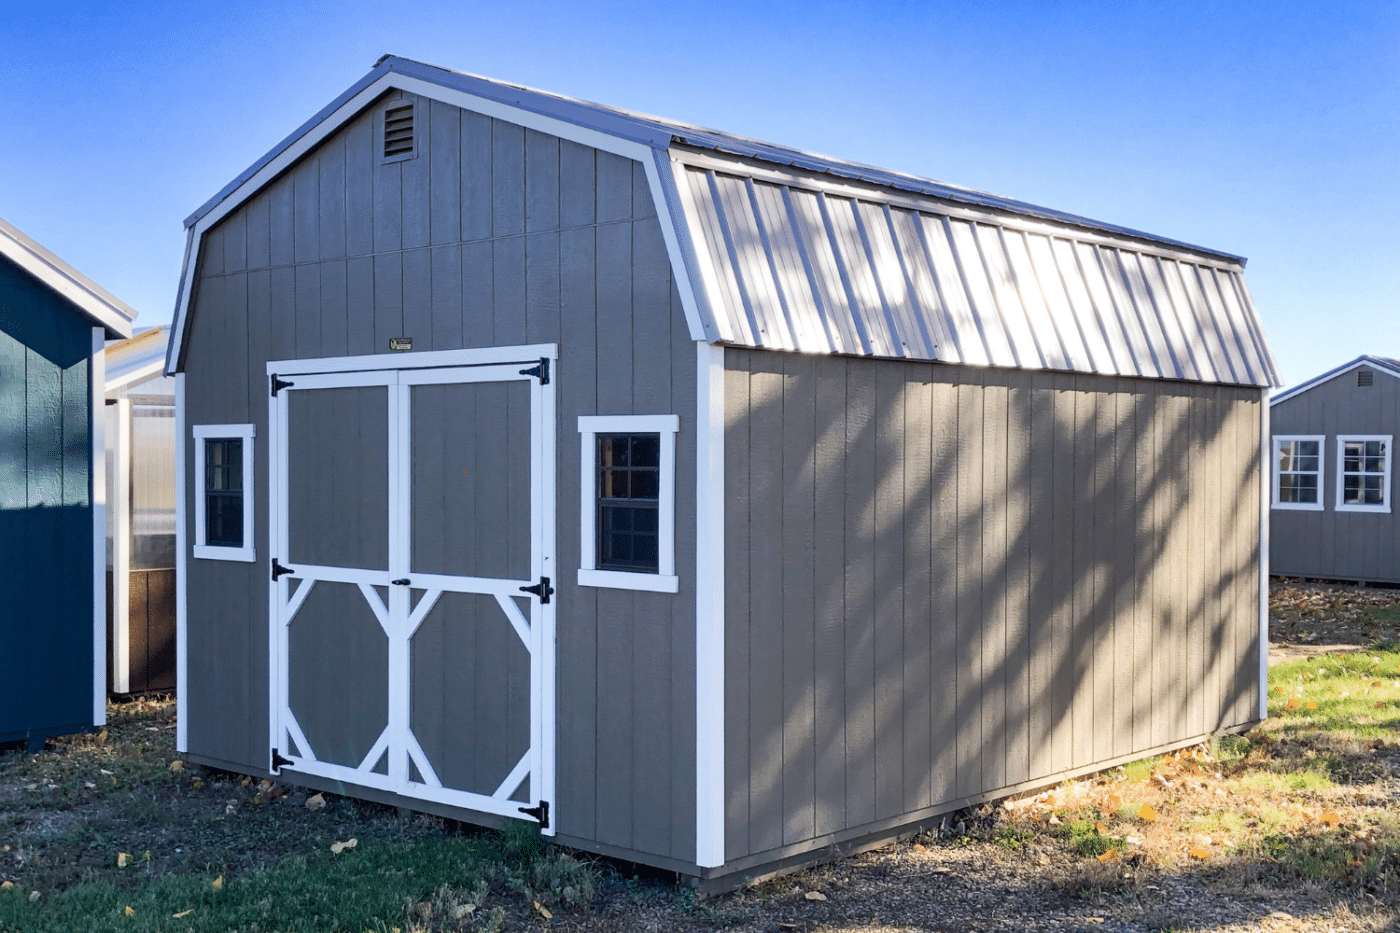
[1270,355,1400,406]
[0,215,135,339]
[106,326,169,393]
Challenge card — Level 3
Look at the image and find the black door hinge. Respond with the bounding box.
[518,800,550,829]
[271,374,295,396]
[272,558,294,581]
[271,748,293,771]
[520,576,553,604]
[519,358,550,385]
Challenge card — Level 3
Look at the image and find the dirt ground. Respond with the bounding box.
[4,579,1400,933]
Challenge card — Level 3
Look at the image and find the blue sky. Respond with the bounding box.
[2,0,1395,387]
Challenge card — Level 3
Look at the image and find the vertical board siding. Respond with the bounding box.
[184,97,696,863]
[1271,371,1400,583]
[0,254,95,742]
[724,350,1262,864]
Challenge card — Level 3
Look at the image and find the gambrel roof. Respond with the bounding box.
[1271,355,1400,406]
[167,55,1279,386]
[0,215,135,338]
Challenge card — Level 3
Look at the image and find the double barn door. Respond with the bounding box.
[266,348,556,830]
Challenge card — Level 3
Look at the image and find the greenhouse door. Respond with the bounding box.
[266,348,556,832]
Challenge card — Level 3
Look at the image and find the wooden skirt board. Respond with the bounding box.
[267,352,555,831]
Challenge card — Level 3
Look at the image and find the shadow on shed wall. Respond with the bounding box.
[723,348,1261,863]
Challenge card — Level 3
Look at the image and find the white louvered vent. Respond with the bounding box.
[1359,369,1374,387]
[383,103,415,160]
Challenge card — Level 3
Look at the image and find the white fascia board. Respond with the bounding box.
[106,356,167,395]
[166,69,660,374]
[645,148,715,343]
[1271,356,1400,406]
[0,218,135,338]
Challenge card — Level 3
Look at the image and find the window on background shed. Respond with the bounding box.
[577,414,679,593]
[193,424,255,561]
[1272,435,1324,511]
[1336,435,1391,513]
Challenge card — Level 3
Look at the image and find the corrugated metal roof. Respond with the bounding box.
[173,55,1279,387]
[673,152,1279,386]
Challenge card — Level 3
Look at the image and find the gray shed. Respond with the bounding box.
[1270,356,1398,584]
[167,56,1280,889]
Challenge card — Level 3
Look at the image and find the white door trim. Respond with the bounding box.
[266,345,557,832]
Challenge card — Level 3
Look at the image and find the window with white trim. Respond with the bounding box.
[1272,435,1324,511]
[193,424,255,561]
[577,414,679,593]
[1336,434,1391,513]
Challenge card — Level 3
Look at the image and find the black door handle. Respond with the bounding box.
[391,578,411,586]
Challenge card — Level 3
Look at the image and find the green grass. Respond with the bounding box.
[0,822,591,933]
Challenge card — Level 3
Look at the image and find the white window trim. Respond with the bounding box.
[577,414,680,593]
[1336,434,1392,514]
[1271,434,1325,511]
[192,423,256,561]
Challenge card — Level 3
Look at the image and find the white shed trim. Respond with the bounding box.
[0,217,135,339]
[1270,356,1400,406]
[90,327,108,726]
[1258,389,1270,722]
[175,373,188,752]
[695,341,726,868]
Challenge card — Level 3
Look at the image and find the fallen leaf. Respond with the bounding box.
[330,838,358,855]
[124,906,135,917]
[173,909,194,918]
[1138,804,1157,823]
[117,852,130,868]
[1094,821,1108,834]
[1286,697,1301,710]
[804,890,828,901]
[1048,814,1061,825]
[1306,701,1317,710]
[0,881,12,890]
[306,793,326,811]
[212,875,223,891]
[84,782,96,789]
[1096,849,1119,862]
[1377,702,1388,709]
[1125,834,1143,846]
[1320,812,1342,828]
[1189,846,1211,859]
[533,900,553,918]
[911,842,926,851]
[1106,794,1123,811]
[169,760,184,772]
[29,891,40,903]
[192,780,205,790]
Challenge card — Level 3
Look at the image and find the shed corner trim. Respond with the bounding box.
[695,341,726,868]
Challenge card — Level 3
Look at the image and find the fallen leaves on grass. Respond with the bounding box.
[1189,846,1211,859]
[173,909,193,918]
[117,852,130,868]
[211,875,223,890]
[533,900,553,918]
[804,890,829,901]
[306,792,326,811]
[330,838,358,855]
[1138,804,1157,823]
[124,905,135,917]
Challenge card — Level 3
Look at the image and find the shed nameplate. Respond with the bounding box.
[389,337,413,351]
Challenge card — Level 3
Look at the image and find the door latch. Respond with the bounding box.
[519,577,553,604]
[391,578,411,586]
[518,801,550,829]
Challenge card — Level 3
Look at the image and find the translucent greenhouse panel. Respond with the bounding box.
[130,404,176,570]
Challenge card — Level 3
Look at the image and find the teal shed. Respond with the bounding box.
[0,216,134,749]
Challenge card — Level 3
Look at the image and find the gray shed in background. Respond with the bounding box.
[1270,356,1399,584]
[167,56,1280,889]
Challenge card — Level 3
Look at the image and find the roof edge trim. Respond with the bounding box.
[1271,355,1400,406]
[0,216,136,338]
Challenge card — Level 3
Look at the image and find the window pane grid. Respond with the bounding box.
[1340,438,1387,507]
[1275,438,1321,506]
[205,438,245,547]
[597,433,660,573]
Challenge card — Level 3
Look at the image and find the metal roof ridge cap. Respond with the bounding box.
[380,56,673,147]
[668,140,1248,266]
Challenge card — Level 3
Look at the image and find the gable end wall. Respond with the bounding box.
[1271,369,1400,582]
[179,90,696,864]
